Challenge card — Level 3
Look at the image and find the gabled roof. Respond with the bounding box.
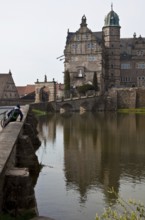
[0,72,18,99]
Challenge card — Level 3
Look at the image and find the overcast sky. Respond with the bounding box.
[0,0,144,86]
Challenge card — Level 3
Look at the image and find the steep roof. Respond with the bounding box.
[0,72,19,99]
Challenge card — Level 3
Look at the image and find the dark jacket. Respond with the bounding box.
[7,106,23,121]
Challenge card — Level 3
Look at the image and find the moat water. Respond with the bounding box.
[34,112,145,220]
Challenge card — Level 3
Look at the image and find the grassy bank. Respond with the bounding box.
[118,108,145,114]
[32,109,46,116]
[0,211,35,220]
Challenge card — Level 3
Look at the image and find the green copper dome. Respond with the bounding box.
[104,6,120,27]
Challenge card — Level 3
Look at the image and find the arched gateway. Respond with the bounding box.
[35,76,56,103]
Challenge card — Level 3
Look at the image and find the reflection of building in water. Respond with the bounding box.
[63,113,145,204]
[63,113,102,201]
[63,113,121,203]
[36,112,145,205]
[37,114,57,145]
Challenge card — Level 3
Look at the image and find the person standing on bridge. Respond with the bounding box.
[4,104,23,127]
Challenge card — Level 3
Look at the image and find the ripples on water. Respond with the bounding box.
[34,112,145,220]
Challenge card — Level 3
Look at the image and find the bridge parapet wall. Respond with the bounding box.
[0,105,41,215]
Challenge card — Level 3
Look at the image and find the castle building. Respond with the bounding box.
[64,6,145,92]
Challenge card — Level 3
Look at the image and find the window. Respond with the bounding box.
[121,77,131,82]
[137,50,144,56]
[72,44,77,49]
[87,43,96,49]
[121,63,131,69]
[86,34,89,40]
[136,63,145,69]
[88,55,97,61]
[138,76,145,80]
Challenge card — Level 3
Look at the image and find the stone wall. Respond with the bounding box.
[116,88,145,109]
[136,88,145,108]
[117,88,136,109]
[0,105,41,216]
[0,98,34,107]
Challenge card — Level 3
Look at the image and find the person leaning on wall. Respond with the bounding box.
[4,104,23,127]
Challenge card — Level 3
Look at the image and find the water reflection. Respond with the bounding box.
[36,112,145,219]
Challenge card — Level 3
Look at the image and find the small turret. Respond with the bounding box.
[104,4,120,27]
[80,15,87,27]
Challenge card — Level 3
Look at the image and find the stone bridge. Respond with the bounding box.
[54,96,105,113]
[0,105,41,216]
[48,92,117,113]
[42,87,145,113]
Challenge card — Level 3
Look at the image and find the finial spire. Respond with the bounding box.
[80,15,87,27]
[111,3,113,11]
[44,74,47,82]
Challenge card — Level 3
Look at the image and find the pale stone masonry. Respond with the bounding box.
[35,77,56,102]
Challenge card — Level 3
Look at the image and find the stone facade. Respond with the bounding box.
[64,6,145,92]
[35,77,56,103]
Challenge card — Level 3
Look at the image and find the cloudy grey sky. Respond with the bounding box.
[0,0,144,86]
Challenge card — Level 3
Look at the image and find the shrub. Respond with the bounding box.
[96,188,145,220]
[77,84,95,94]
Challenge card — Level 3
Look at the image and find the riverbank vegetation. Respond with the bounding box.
[32,109,46,116]
[96,188,145,220]
[0,211,35,220]
[118,108,145,114]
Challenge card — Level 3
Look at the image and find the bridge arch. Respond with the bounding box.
[35,86,49,102]
[80,101,89,112]
[60,103,73,113]
[35,78,56,103]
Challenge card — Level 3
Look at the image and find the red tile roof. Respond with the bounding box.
[17,85,35,97]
